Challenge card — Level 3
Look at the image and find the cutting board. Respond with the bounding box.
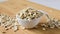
[0,0,60,34]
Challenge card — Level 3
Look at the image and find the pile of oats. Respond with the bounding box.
[0,14,19,32]
[40,14,60,30]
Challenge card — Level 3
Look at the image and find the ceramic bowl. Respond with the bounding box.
[16,8,47,28]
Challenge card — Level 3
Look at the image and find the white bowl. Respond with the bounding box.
[16,10,47,28]
[16,15,42,28]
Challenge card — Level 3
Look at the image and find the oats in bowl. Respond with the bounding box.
[16,7,46,29]
[17,7,43,20]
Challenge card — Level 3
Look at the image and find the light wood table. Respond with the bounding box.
[0,0,60,34]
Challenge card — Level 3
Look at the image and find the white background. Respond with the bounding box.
[0,0,8,3]
[28,0,60,10]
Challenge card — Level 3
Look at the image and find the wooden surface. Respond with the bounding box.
[0,0,60,34]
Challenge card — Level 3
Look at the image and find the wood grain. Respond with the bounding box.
[0,0,60,34]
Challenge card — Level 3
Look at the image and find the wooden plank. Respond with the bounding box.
[0,0,60,34]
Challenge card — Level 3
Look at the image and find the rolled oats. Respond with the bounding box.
[0,14,19,32]
[0,7,60,31]
[17,8,43,20]
[42,27,46,30]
